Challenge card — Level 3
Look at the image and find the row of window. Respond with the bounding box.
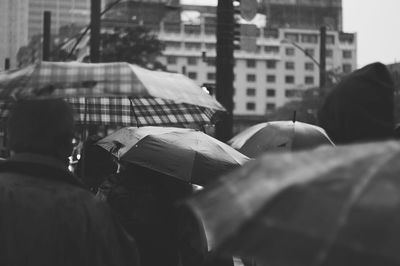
[187,63,352,82]
[167,49,352,68]
[166,39,353,59]
[244,102,276,112]
[284,33,336,44]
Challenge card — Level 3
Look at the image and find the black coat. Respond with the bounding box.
[0,153,140,266]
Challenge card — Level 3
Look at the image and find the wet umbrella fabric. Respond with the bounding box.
[228,121,334,157]
[0,62,225,126]
[97,126,250,185]
[185,141,400,266]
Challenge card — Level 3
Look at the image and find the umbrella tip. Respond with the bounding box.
[292,110,297,123]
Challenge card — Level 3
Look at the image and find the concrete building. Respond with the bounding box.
[28,0,90,38]
[0,0,29,70]
[101,0,356,130]
[262,0,343,31]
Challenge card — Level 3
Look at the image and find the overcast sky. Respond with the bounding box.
[181,0,400,68]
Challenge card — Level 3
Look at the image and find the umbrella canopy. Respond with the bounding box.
[0,61,225,126]
[228,121,334,157]
[185,141,400,266]
[97,126,250,185]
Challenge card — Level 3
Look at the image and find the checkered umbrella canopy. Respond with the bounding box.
[0,61,225,126]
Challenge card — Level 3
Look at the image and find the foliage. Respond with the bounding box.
[100,26,165,69]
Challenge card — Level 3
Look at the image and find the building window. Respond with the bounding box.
[286,47,295,56]
[343,64,352,73]
[187,57,197,65]
[207,57,216,66]
[246,102,256,110]
[301,34,318,43]
[305,76,314,84]
[326,35,335,44]
[284,33,299,42]
[266,60,276,69]
[264,46,279,53]
[326,49,333,58]
[285,89,300,98]
[285,61,295,70]
[305,48,314,57]
[188,72,197,80]
[165,41,181,49]
[305,62,314,71]
[247,59,256,68]
[285,75,295,84]
[246,88,256,96]
[205,43,216,50]
[207,72,216,80]
[247,74,256,82]
[266,88,276,97]
[167,56,177,65]
[184,42,201,50]
[266,103,276,111]
[343,50,352,59]
[266,75,276,83]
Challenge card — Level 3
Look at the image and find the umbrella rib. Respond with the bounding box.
[313,150,399,265]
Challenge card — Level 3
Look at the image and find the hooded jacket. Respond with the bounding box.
[318,62,395,144]
[0,153,140,266]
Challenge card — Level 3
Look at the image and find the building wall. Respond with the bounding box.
[156,16,357,116]
[261,0,342,31]
[0,0,29,70]
[28,0,90,38]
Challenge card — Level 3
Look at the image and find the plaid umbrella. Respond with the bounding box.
[0,61,225,126]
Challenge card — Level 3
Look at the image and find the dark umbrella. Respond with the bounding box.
[185,141,400,266]
[97,126,250,185]
[228,121,334,158]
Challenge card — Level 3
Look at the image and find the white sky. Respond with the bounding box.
[181,0,400,68]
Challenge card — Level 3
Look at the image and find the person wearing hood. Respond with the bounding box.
[318,62,396,144]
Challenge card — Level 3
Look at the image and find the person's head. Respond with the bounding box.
[77,135,118,188]
[318,62,395,144]
[7,98,75,165]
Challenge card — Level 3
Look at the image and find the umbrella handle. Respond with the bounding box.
[128,97,141,127]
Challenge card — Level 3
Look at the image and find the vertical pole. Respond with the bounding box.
[215,0,234,142]
[90,0,101,63]
[4,58,10,70]
[319,26,326,90]
[42,11,51,61]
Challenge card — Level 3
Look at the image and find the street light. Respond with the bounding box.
[281,38,320,68]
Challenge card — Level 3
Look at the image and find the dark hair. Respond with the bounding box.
[7,99,74,160]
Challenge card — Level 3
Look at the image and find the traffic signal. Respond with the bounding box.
[233,0,241,50]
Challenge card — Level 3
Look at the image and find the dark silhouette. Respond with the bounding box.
[318,62,395,144]
[100,163,193,266]
[0,99,139,266]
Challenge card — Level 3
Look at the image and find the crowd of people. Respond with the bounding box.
[0,62,398,266]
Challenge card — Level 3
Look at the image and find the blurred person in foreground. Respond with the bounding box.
[99,162,193,266]
[318,62,396,144]
[0,99,140,266]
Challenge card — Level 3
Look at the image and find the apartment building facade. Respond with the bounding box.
[155,6,357,117]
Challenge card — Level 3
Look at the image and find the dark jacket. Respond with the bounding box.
[318,62,395,144]
[0,153,140,266]
[99,165,193,266]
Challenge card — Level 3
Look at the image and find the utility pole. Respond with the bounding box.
[42,11,51,61]
[215,0,234,142]
[90,0,101,63]
[319,26,327,90]
[4,58,10,70]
